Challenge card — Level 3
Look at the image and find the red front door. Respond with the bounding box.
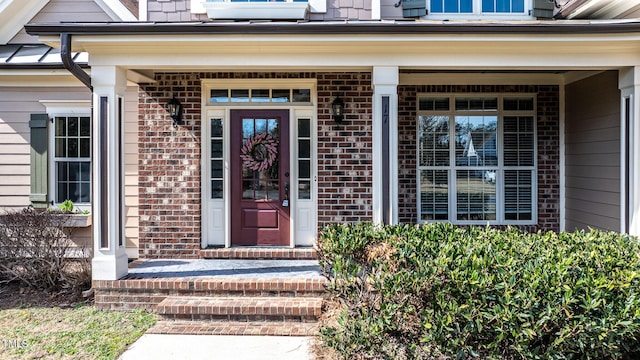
[230,110,290,246]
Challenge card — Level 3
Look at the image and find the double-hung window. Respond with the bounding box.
[417,94,536,224]
[52,115,91,205]
[428,0,531,18]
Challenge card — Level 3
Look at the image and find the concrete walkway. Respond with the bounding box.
[119,334,313,360]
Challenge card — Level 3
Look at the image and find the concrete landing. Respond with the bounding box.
[126,259,323,279]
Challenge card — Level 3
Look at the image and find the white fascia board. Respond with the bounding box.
[94,0,137,21]
[0,71,87,87]
[0,0,49,44]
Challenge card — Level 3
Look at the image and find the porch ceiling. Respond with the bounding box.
[24,20,640,72]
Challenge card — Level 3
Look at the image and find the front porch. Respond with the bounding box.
[93,249,327,336]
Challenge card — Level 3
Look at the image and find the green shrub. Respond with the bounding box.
[317,223,640,359]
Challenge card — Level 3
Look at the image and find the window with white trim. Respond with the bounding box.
[428,0,532,18]
[53,115,91,205]
[417,94,536,224]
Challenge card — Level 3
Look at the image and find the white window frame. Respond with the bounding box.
[425,0,534,20]
[416,93,538,225]
[40,100,92,213]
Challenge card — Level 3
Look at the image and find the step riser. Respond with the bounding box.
[200,248,317,260]
[159,315,318,322]
[149,321,319,336]
[93,278,327,311]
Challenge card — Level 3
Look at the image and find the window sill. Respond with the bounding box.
[203,2,309,20]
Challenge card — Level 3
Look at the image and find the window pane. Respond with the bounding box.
[80,138,90,158]
[298,139,311,159]
[55,117,66,136]
[79,183,91,203]
[460,0,472,12]
[431,0,443,12]
[267,180,279,201]
[57,162,68,181]
[211,180,223,199]
[231,89,249,102]
[455,116,498,166]
[211,118,223,137]
[80,117,90,136]
[444,0,458,12]
[68,183,79,203]
[68,117,78,136]
[419,97,449,111]
[420,170,448,221]
[80,162,90,181]
[299,160,310,179]
[211,139,223,158]
[251,89,270,102]
[210,89,229,103]
[504,116,534,166]
[299,180,311,200]
[456,170,496,221]
[482,0,494,12]
[419,116,450,166]
[505,170,532,220]
[68,138,79,158]
[55,138,66,157]
[69,162,80,181]
[272,89,290,103]
[57,182,67,203]
[513,0,524,12]
[211,160,223,178]
[292,89,311,102]
[298,118,310,138]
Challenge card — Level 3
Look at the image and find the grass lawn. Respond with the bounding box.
[0,303,157,360]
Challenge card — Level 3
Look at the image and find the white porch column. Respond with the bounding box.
[372,66,399,225]
[91,65,128,280]
[619,67,640,236]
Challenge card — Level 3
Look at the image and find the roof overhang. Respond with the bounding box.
[23,20,640,73]
[555,0,640,19]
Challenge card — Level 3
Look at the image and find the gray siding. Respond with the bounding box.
[0,87,91,210]
[381,0,403,19]
[147,0,371,22]
[565,71,621,232]
[10,0,113,44]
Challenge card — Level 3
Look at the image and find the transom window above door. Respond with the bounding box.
[209,88,311,105]
[417,94,537,225]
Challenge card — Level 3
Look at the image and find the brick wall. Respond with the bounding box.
[138,74,203,258]
[398,85,560,232]
[316,73,374,226]
[138,72,373,258]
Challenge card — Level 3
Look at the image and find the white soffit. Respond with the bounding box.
[94,0,137,21]
[0,0,49,44]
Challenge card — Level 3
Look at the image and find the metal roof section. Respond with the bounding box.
[23,19,640,36]
[555,0,640,19]
[0,44,88,68]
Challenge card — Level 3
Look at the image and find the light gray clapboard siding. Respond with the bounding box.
[0,87,91,211]
[10,0,114,44]
[124,86,140,254]
[565,71,621,232]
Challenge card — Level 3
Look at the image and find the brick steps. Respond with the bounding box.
[199,247,317,260]
[94,277,327,311]
[157,296,323,322]
[148,320,319,336]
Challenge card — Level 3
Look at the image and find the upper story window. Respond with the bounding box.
[428,0,532,18]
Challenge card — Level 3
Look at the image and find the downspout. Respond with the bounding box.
[60,33,92,90]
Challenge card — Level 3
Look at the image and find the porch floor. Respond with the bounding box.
[125,259,323,279]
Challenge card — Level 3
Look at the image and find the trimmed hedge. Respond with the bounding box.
[317,223,640,359]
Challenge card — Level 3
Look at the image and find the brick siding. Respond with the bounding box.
[397,85,561,232]
[138,72,373,258]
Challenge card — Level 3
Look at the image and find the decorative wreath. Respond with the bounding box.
[240,132,279,172]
